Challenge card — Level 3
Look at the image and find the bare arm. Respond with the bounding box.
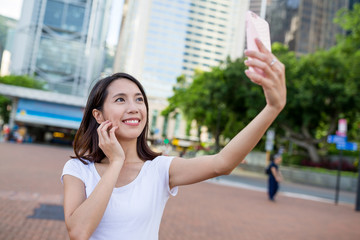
[270,166,282,182]
[170,39,286,188]
[63,121,125,240]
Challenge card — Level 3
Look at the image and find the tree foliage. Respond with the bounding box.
[163,4,360,162]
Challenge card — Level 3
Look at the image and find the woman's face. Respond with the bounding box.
[97,78,147,141]
[275,156,282,164]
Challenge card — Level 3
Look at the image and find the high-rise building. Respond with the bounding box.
[113,0,249,141]
[266,0,351,55]
[265,0,300,50]
[181,0,247,80]
[2,0,112,143]
[0,16,18,76]
[10,0,112,97]
[114,0,191,99]
[295,0,348,54]
[114,0,248,99]
[249,0,267,18]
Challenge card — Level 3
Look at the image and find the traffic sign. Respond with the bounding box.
[336,119,347,137]
[265,129,275,151]
[336,142,358,151]
[327,135,347,144]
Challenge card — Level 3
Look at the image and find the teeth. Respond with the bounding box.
[124,120,139,124]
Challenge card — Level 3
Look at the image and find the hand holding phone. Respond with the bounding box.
[246,11,271,75]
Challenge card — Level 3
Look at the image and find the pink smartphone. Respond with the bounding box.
[246,11,271,52]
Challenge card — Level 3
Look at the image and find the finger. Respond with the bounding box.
[97,121,112,142]
[245,50,274,70]
[245,50,285,80]
[245,49,267,62]
[245,69,267,86]
[255,38,271,54]
[244,58,277,80]
[109,126,118,142]
[245,38,275,66]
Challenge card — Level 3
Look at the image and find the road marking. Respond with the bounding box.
[206,178,342,205]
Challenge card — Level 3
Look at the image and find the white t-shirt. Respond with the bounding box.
[61,156,178,240]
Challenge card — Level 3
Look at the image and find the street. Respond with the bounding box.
[216,172,356,205]
[0,142,359,240]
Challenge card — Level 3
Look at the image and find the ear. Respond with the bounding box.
[92,109,105,124]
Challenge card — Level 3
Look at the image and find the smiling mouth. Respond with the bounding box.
[123,119,140,125]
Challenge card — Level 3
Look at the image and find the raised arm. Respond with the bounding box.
[169,39,286,188]
[63,121,124,240]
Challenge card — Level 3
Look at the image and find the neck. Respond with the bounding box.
[119,138,142,163]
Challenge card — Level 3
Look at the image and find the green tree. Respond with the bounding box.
[163,57,267,151]
[163,68,230,150]
[270,4,360,162]
[163,36,359,163]
[334,3,360,50]
[277,48,359,162]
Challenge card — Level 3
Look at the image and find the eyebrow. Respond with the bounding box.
[112,92,143,98]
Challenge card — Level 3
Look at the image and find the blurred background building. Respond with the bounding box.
[114,0,249,99]
[10,0,111,96]
[0,16,17,76]
[0,0,111,144]
[113,0,250,143]
[0,0,357,146]
[265,0,360,55]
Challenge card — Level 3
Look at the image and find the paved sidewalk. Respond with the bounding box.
[1,142,359,240]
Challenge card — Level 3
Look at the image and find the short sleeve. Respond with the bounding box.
[61,159,87,184]
[155,156,178,196]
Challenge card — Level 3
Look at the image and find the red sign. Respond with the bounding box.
[336,119,347,137]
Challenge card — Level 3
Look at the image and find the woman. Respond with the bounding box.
[267,154,283,201]
[62,38,286,240]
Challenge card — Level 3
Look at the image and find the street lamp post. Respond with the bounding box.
[355,150,360,211]
[355,125,360,211]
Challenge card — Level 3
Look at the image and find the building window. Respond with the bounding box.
[43,0,85,33]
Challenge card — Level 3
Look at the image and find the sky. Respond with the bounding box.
[0,0,122,45]
[0,0,23,19]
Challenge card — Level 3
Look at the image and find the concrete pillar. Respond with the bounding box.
[9,97,18,129]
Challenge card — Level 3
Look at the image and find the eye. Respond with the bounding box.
[136,96,144,102]
[115,97,125,102]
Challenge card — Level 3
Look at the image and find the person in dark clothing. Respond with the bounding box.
[267,154,283,201]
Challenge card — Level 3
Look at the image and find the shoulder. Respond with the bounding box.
[63,158,91,169]
[152,155,175,162]
[61,158,93,184]
[149,155,174,166]
[270,162,278,169]
[147,155,175,172]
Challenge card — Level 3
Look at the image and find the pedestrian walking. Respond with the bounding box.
[266,153,283,201]
[61,38,286,240]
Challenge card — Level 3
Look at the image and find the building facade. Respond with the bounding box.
[295,0,348,54]
[10,0,111,97]
[113,0,249,142]
[3,0,112,144]
[0,16,18,76]
[266,0,355,55]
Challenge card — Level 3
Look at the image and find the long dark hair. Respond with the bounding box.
[72,72,161,164]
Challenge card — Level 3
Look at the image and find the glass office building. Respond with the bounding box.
[11,0,111,96]
[114,0,248,99]
[113,0,248,140]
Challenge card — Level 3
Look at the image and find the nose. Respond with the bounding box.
[126,100,139,114]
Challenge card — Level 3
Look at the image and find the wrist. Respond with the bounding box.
[109,160,124,169]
